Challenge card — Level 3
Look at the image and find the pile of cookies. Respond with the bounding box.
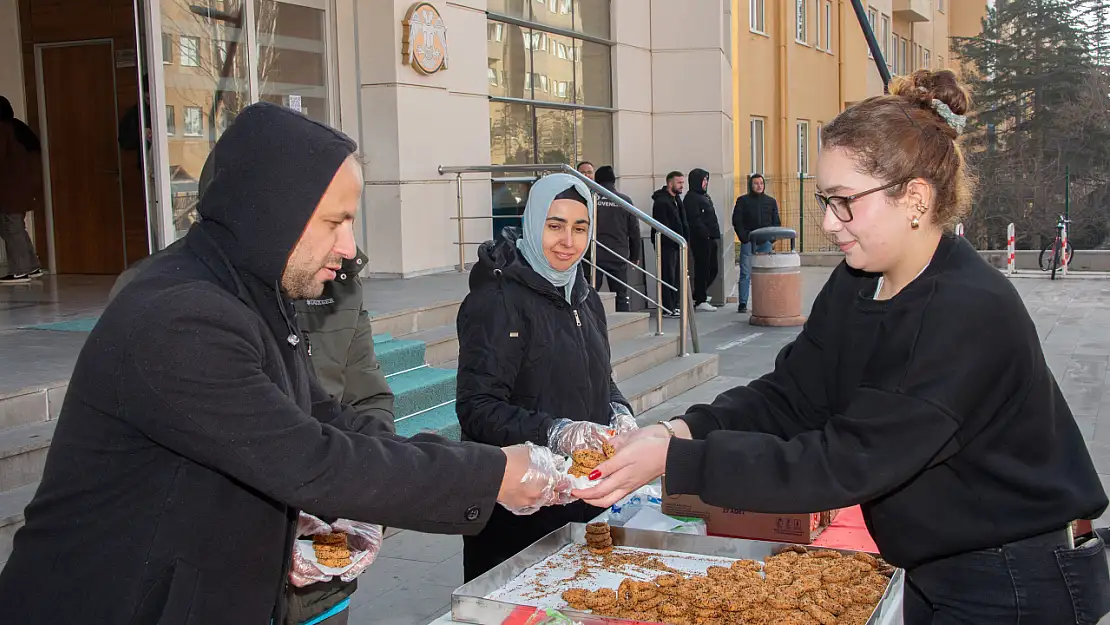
[312,532,352,569]
[584,522,614,555]
[561,546,894,625]
[568,444,615,479]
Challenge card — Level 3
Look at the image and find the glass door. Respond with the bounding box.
[143,0,334,248]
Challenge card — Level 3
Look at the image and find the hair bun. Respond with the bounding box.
[891,69,971,117]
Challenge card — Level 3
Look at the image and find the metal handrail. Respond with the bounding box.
[438,163,697,356]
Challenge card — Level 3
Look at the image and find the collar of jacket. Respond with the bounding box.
[472,228,590,306]
[186,222,304,350]
[335,248,369,284]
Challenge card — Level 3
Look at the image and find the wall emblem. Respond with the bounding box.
[402,2,449,75]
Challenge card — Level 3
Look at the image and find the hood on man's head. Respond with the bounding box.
[197,102,357,284]
[595,166,616,185]
[747,173,764,195]
[688,168,709,194]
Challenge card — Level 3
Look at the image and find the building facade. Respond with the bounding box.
[0,0,985,290]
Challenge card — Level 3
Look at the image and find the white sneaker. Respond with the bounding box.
[696,302,718,312]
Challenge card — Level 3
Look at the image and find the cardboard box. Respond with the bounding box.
[661,479,839,544]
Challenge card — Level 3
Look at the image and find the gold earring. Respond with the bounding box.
[910,216,921,230]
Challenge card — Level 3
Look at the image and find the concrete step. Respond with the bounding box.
[388,367,457,421]
[373,336,427,377]
[0,383,67,430]
[0,421,55,492]
[619,353,720,416]
[401,325,459,368]
[0,482,36,569]
[368,300,461,339]
[610,334,681,383]
[606,312,651,344]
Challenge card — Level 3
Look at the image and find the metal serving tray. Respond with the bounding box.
[452,523,904,625]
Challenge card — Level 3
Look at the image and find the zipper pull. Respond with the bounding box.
[573,309,582,327]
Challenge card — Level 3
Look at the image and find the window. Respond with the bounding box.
[214,40,230,68]
[797,121,810,174]
[938,0,944,12]
[161,33,173,64]
[487,12,612,171]
[867,8,876,58]
[179,36,200,67]
[183,106,203,137]
[750,0,765,34]
[881,15,891,68]
[750,118,765,174]
[823,2,832,52]
[924,48,931,69]
[817,123,823,152]
[166,105,175,136]
[901,38,908,74]
[795,0,808,44]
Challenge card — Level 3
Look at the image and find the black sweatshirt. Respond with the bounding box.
[666,234,1107,569]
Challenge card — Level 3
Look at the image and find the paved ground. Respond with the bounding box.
[347,268,1110,625]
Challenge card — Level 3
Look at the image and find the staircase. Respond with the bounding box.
[0,292,718,569]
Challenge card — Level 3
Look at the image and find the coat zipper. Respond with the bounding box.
[573,309,582,327]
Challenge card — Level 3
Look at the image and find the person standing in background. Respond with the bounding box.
[650,172,689,316]
[576,161,595,180]
[592,166,640,312]
[684,168,721,311]
[0,96,44,284]
[732,173,780,313]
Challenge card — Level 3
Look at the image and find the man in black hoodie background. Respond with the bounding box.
[684,168,722,311]
[650,171,689,315]
[731,173,780,313]
[593,165,640,311]
[0,103,569,625]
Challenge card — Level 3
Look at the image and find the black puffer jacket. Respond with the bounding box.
[684,168,722,241]
[456,229,629,580]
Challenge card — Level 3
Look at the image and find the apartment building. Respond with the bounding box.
[733,0,987,249]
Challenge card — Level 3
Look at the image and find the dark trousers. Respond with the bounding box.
[903,529,1110,624]
[691,238,718,305]
[595,259,630,312]
[659,245,681,313]
[0,212,41,276]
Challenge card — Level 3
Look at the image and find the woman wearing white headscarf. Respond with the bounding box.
[455,173,636,581]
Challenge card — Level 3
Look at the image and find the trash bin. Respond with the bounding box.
[749,227,806,327]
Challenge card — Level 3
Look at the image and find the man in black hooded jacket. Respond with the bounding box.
[731,173,780,313]
[650,171,689,315]
[684,168,722,310]
[0,103,564,625]
[593,165,640,311]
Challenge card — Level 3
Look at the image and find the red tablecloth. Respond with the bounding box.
[811,506,879,553]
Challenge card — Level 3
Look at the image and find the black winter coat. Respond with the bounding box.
[595,182,640,264]
[650,187,690,252]
[0,103,506,625]
[732,190,781,245]
[684,168,721,241]
[456,230,629,580]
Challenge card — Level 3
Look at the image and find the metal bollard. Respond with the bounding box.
[955,223,965,237]
[749,227,807,328]
[1006,223,1015,276]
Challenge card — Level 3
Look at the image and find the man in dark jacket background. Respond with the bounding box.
[0,102,564,625]
[592,165,640,312]
[650,171,689,315]
[731,173,780,313]
[684,168,722,311]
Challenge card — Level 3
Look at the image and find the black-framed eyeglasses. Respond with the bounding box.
[814,178,910,223]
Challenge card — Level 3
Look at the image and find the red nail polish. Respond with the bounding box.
[588,470,602,481]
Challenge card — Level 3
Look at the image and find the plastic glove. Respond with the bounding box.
[608,402,638,434]
[289,512,333,587]
[546,418,616,456]
[331,519,384,582]
[501,442,577,516]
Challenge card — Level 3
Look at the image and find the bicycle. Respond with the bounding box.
[1038,215,1074,280]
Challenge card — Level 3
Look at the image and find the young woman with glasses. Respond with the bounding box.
[574,69,1110,624]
